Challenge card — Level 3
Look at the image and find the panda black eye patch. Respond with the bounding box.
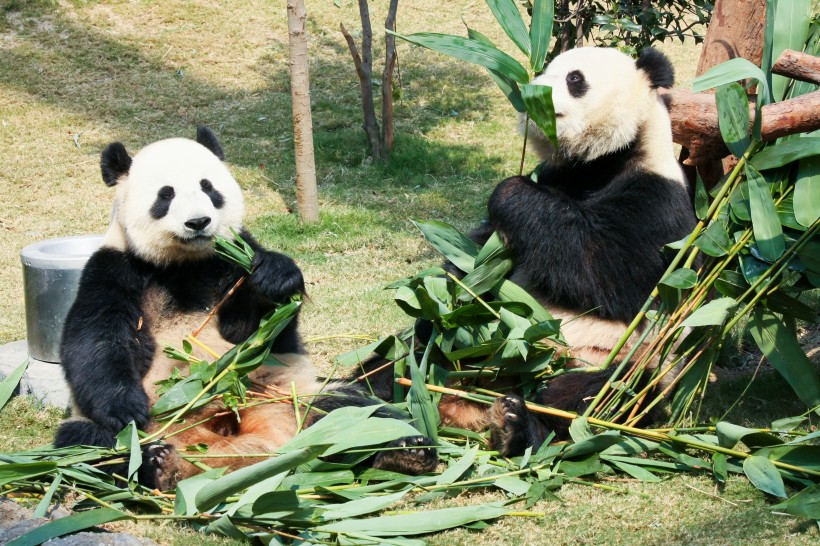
[200,178,224,209]
[566,70,588,98]
[150,186,175,219]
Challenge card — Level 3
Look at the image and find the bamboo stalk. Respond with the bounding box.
[395,379,820,477]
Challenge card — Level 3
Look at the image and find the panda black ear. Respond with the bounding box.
[100,142,132,187]
[196,126,225,161]
[636,48,675,89]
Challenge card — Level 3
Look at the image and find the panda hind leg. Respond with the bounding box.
[488,395,551,457]
[372,435,437,475]
[139,443,180,491]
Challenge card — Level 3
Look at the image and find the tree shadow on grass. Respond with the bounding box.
[0,3,512,222]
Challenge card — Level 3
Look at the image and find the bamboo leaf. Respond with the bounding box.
[529,0,553,73]
[715,82,751,158]
[794,156,820,227]
[0,461,56,487]
[745,163,784,261]
[770,0,812,101]
[412,220,479,273]
[691,57,770,138]
[492,279,553,323]
[32,474,61,519]
[407,345,439,443]
[751,138,820,170]
[283,405,420,457]
[114,422,141,482]
[467,27,526,112]
[694,174,709,220]
[562,430,622,459]
[748,309,820,409]
[195,445,327,511]
[6,508,130,546]
[660,268,698,289]
[389,31,530,84]
[605,458,661,482]
[521,83,557,147]
[486,0,531,57]
[316,503,511,536]
[436,444,478,485]
[457,255,513,301]
[716,422,783,450]
[771,483,820,519]
[694,221,732,257]
[319,491,408,521]
[680,297,738,328]
[712,453,728,484]
[494,476,532,495]
[743,455,787,498]
[0,360,27,410]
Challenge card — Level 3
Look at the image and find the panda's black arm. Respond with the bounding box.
[60,248,155,432]
[487,174,692,321]
[217,230,306,351]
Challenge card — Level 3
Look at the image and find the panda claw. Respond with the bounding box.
[372,435,437,475]
[490,394,537,457]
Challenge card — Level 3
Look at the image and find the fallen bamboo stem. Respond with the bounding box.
[394,378,820,477]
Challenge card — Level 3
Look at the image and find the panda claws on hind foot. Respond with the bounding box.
[140,443,180,491]
[489,394,539,457]
[372,435,437,475]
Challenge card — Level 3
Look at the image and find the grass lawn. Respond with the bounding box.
[0,1,817,544]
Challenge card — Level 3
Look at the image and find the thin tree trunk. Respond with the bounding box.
[381,0,400,156]
[287,0,319,222]
[341,1,381,159]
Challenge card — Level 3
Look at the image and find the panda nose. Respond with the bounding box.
[185,216,211,231]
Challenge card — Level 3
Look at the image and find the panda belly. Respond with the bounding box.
[139,286,326,483]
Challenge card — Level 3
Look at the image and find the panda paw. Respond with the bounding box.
[139,443,180,491]
[372,435,437,475]
[251,251,305,302]
[90,388,150,432]
[489,394,538,457]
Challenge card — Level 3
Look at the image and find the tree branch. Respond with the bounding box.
[772,49,820,85]
[664,88,820,164]
[340,2,381,159]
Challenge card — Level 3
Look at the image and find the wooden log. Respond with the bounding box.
[664,88,820,164]
[772,49,820,85]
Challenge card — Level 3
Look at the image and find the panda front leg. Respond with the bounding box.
[239,230,305,304]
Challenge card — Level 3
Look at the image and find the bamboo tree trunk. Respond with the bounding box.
[287,0,319,222]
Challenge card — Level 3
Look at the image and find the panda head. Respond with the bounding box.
[100,126,245,266]
[528,47,675,163]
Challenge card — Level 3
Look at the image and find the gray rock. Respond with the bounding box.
[0,340,72,409]
[0,498,158,546]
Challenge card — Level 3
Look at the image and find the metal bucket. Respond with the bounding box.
[20,235,103,363]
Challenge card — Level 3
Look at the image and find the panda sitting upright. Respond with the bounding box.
[54,127,436,488]
[441,48,697,454]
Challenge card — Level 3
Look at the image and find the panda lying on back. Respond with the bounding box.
[55,127,435,488]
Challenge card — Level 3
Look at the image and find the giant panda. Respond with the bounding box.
[54,127,435,488]
[356,47,697,457]
[480,47,697,454]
